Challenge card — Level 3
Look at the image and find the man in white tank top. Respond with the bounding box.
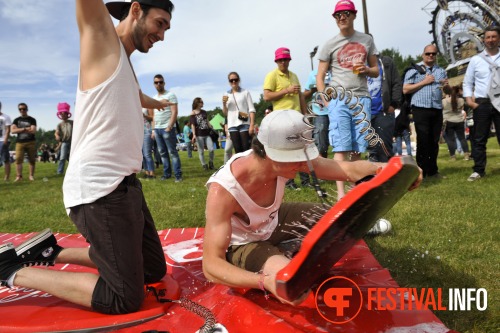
[0,0,176,315]
[202,110,422,305]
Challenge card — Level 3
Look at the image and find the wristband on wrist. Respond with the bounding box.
[257,270,270,300]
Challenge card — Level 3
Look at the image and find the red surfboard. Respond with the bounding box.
[276,155,420,301]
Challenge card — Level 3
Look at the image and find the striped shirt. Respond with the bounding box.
[404,63,447,109]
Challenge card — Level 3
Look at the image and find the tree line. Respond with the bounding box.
[9,48,450,149]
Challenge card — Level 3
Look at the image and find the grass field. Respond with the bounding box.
[0,139,499,332]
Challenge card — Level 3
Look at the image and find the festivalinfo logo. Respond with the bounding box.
[314,276,488,324]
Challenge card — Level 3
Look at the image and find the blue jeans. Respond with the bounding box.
[154,128,182,179]
[57,142,71,174]
[313,115,329,158]
[142,128,155,172]
[195,135,214,166]
[394,129,412,156]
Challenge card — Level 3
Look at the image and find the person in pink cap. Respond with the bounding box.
[54,102,73,175]
[263,47,310,190]
[316,0,380,201]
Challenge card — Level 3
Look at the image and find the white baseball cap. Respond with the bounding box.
[258,110,319,162]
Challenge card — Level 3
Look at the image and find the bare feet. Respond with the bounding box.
[14,176,22,182]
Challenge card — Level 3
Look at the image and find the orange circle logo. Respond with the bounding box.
[315,276,363,324]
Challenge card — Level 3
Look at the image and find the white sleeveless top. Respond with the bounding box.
[63,42,142,209]
[206,150,287,246]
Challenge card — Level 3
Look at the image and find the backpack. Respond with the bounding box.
[479,53,500,111]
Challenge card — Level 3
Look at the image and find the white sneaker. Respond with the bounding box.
[366,218,392,236]
[467,172,482,182]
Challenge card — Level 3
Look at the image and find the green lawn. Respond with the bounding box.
[1,139,499,333]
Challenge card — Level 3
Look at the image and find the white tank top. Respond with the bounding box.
[206,150,287,246]
[63,42,142,208]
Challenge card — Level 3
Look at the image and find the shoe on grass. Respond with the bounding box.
[15,228,63,267]
[467,172,482,182]
[366,218,392,236]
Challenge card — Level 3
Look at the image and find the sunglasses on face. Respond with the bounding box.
[18,108,27,111]
[229,78,240,83]
[425,52,437,56]
[333,11,352,20]
[154,81,164,85]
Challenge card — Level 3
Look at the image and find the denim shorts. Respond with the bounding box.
[0,141,10,163]
[69,174,166,314]
[229,124,250,132]
[328,96,372,153]
[226,202,324,272]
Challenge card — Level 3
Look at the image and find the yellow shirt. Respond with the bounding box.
[263,68,301,111]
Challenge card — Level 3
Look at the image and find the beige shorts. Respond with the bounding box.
[226,202,325,272]
[15,141,36,164]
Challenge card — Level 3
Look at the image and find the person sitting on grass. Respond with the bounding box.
[202,109,422,305]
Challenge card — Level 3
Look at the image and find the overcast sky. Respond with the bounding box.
[0,0,438,131]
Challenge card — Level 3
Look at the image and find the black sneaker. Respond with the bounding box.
[0,243,23,288]
[15,229,63,267]
[286,182,301,191]
[209,161,215,170]
[203,164,209,171]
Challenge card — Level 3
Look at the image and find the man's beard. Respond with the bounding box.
[133,18,149,53]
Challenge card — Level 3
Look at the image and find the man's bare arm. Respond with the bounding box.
[140,92,170,110]
[76,0,120,91]
[202,184,263,289]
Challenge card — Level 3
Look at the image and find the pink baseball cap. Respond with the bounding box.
[275,47,292,62]
[333,0,357,15]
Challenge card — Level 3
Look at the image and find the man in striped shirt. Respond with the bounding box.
[403,45,448,179]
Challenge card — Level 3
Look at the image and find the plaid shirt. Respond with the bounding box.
[404,63,447,109]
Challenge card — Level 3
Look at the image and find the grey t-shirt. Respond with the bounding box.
[318,31,378,96]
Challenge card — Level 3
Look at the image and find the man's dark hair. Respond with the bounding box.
[154,74,164,80]
[18,102,28,110]
[118,1,175,21]
[251,136,266,159]
[484,25,500,36]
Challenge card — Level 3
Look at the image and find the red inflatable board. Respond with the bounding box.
[276,156,420,301]
[0,228,456,333]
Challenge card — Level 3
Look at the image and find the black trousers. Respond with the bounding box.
[368,112,395,163]
[412,107,443,177]
[471,101,500,175]
[70,174,166,314]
